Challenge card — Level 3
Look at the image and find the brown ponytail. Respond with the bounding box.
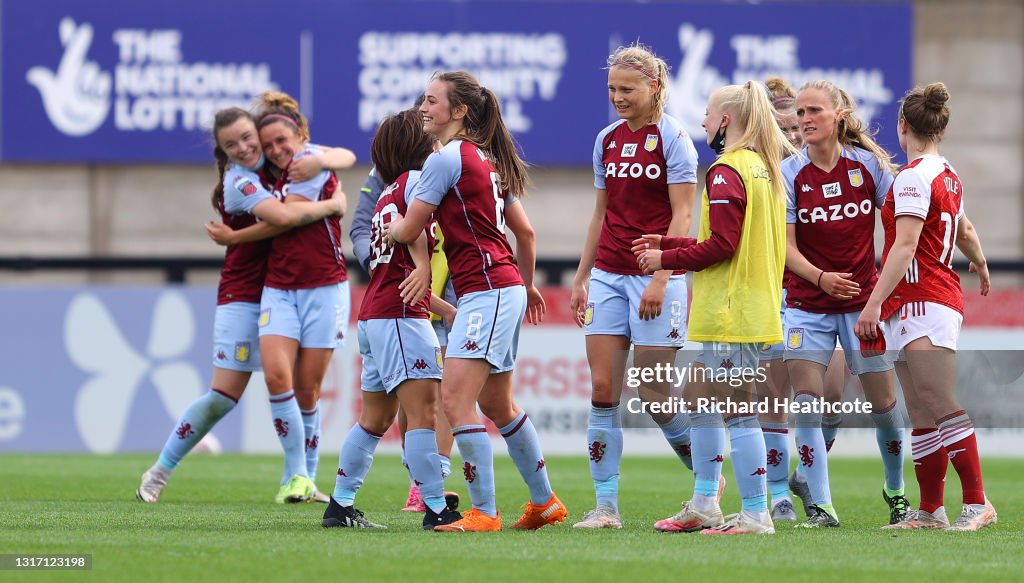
[434,71,530,197]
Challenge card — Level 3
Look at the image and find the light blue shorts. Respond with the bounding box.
[359,318,443,393]
[213,302,262,372]
[757,289,788,362]
[583,268,687,347]
[696,342,761,379]
[431,319,451,348]
[445,285,526,373]
[431,278,457,347]
[258,281,350,349]
[782,307,892,375]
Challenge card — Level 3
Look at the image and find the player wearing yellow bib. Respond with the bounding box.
[635,81,796,535]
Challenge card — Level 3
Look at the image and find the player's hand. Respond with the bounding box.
[398,266,430,305]
[631,234,663,256]
[569,279,589,328]
[854,303,882,340]
[204,221,236,246]
[288,154,323,183]
[525,285,547,325]
[330,190,346,216]
[970,261,990,296]
[638,277,667,321]
[637,249,664,275]
[382,214,405,245]
[818,271,860,300]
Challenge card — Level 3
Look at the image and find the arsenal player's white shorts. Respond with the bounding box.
[358,318,442,394]
[884,301,963,362]
[212,302,262,372]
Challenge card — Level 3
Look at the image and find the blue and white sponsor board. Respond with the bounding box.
[2,1,912,164]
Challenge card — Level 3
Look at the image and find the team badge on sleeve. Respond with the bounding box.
[234,341,251,363]
[235,177,258,196]
[644,134,659,152]
[848,169,864,188]
[787,328,804,349]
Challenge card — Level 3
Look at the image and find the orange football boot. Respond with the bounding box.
[510,493,568,530]
[434,508,502,532]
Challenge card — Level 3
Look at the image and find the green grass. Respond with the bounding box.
[0,454,1020,582]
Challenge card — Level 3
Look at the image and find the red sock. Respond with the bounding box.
[938,411,985,505]
[911,429,947,513]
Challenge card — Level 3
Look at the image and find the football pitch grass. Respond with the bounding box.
[0,454,1020,582]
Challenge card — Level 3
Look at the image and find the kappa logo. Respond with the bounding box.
[412,359,429,370]
[667,328,680,339]
[462,340,479,352]
[712,173,728,186]
[216,350,227,361]
[947,448,966,460]
[337,468,347,477]
[801,183,813,193]
[710,455,724,463]
[720,359,734,370]
[750,467,767,476]
[621,143,637,158]
[607,140,616,150]
[535,459,546,472]
[65,291,205,453]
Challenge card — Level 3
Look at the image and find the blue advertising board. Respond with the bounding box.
[1,1,912,164]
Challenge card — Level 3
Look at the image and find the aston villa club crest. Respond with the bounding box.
[644,134,659,152]
[234,341,251,363]
[848,169,864,188]
[787,328,804,349]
